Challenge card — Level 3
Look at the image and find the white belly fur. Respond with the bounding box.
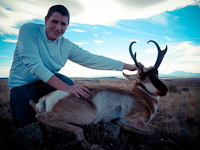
[36,90,70,112]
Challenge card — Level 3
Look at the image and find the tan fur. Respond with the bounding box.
[30,68,166,149]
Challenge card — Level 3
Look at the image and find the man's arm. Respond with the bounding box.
[47,75,90,98]
[47,63,137,98]
[18,24,54,83]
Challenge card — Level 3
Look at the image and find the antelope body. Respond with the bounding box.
[30,40,168,149]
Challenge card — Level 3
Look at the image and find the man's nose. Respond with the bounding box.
[55,24,62,31]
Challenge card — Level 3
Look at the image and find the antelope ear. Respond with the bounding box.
[123,72,138,81]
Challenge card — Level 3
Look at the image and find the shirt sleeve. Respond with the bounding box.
[17,24,53,83]
[68,42,125,71]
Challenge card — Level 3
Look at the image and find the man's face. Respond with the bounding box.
[45,12,69,41]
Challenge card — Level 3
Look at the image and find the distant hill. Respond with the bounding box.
[160,71,200,78]
[1,71,200,80]
[0,78,8,80]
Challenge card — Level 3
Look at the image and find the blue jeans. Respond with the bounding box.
[10,73,74,127]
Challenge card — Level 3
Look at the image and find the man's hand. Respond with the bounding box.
[123,64,139,72]
[67,85,91,98]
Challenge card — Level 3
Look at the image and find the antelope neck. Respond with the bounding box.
[133,87,158,116]
[133,87,158,103]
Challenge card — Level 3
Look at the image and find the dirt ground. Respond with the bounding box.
[0,78,200,150]
[0,112,199,150]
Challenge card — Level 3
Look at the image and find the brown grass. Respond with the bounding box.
[0,77,200,150]
[0,79,9,106]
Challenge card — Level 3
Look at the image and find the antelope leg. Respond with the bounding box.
[35,112,91,148]
[116,119,155,135]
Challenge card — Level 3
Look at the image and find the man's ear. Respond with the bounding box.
[45,16,48,25]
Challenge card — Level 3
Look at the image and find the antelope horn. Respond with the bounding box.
[147,40,167,69]
[129,41,143,72]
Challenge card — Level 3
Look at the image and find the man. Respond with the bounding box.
[8,5,138,127]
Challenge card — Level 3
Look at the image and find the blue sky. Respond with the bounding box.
[0,0,200,77]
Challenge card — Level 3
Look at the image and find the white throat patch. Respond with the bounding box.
[138,84,159,101]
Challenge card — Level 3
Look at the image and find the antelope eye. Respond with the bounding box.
[141,74,146,80]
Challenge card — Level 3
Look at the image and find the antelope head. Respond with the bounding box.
[124,40,168,97]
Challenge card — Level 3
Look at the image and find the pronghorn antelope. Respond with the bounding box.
[30,40,168,149]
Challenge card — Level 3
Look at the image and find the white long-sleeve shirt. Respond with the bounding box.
[8,23,124,89]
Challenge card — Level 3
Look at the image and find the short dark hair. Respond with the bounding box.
[46,5,70,24]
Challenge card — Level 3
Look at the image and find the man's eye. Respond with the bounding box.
[61,22,66,26]
[52,20,58,23]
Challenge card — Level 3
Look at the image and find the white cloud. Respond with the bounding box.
[94,40,104,44]
[74,42,88,46]
[168,41,200,62]
[0,0,196,35]
[164,36,174,41]
[0,0,46,35]
[144,48,157,54]
[128,39,141,43]
[134,41,200,74]
[0,66,10,77]
[149,13,168,25]
[3,39,17,43]
[70,29,86,32]
[59,61,122,78]
[159,41,200,73]
[93,33,98,37]
[103,31,112,36]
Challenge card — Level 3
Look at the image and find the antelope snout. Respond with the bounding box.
[156,90,167,96]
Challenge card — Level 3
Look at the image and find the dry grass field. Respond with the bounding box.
[0,77,200,150]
